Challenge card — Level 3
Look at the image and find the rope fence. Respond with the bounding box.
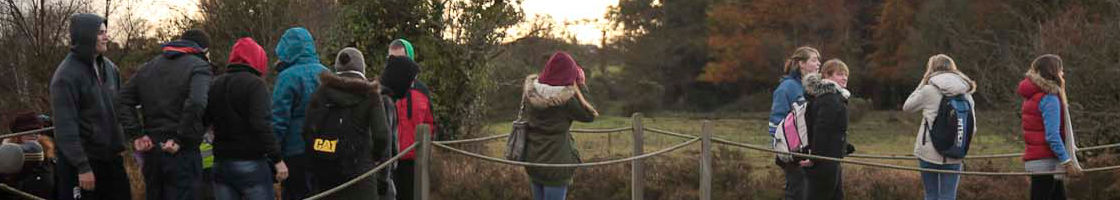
[434,127,633,145]
[710,137,1120,176]
[5,113,1120,200]
[0,127,53,139]
[570,127,630,133]
[432,137,699,167]
[303,143,419,200]
[0,183,45,200]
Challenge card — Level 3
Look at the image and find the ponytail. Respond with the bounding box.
[783,46,820,76]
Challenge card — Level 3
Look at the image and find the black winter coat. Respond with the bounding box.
[303,72,391,199]
[204,66,282,164]
[118,40,213,148]
[803,73,850,200]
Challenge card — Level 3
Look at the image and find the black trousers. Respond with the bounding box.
[55,154,131,200]
[143,148,203,200]
[312,166,379,200]
[1030,175,1066,200]
[282,154,311,200]
[393,160,416,200]
[805,160,843,200]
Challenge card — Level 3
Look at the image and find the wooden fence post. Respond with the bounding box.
[631,113,644,200]
[700,120,712,200]
[416,124,431,200]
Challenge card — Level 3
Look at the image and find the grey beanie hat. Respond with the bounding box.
[0,143,24,174]
[334,47,366,78]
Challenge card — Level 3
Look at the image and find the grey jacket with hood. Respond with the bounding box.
[902,72,977,165]
[49,13,126,173]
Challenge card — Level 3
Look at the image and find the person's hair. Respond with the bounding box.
[1030,54,1063,83]
[389,40,406,50]
[920,54,977,92]
[820,59,849,78]
[782,46,820,75]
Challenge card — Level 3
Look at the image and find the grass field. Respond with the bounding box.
[430,111,1120,199]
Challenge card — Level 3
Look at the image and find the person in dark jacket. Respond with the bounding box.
[1018,54,1082,200]
[205,37,288,200]
[1,112,55,199]
[118,29,213,200]
[522,52,598,200]
[768,46,819,200]
[49,13,131,200]
[271,27,328,200]
[303,48,391,199]
[800,59,851,200]
[387,38,432,99]
[382,55,437,200]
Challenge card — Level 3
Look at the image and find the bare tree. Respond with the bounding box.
[0,0,88,111]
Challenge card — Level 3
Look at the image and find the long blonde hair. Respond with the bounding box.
[783,46,820,75]
[920,54,976,93]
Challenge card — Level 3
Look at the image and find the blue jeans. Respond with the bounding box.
[919,160,962,200]
[531,183,568,200]
[213,159,274,200]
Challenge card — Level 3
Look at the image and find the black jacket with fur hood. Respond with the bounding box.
[803,73,851,160]
[802,72,851,200]
[304,72,391,180]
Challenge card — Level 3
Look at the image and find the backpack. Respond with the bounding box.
[307,101,371,167]
[774,100,809,163]
[924,95,975,159]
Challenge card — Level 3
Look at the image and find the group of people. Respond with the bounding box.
[0,12,1089,200]
[1,13,440,200]
[768,47,1083,200]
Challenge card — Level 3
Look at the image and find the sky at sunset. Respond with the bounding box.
[110,0,615,45]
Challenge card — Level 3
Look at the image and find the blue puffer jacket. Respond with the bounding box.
[272,27,328,157]
[768,71,805,135]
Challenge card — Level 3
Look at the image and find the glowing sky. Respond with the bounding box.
[112,0,615,45]
[516,0,617,45]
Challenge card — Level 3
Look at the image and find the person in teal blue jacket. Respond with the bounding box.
[271,27,328,200]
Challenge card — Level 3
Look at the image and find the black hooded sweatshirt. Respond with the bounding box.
[49,13,126,173]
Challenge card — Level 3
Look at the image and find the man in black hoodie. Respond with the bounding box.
[118,29,213,200]
[49,13,131,200]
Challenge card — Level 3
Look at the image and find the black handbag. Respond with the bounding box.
[505,94,528,161]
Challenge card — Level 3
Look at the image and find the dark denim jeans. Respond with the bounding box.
[212,159,274,200]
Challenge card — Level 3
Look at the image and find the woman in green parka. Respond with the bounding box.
[522,51,598,200]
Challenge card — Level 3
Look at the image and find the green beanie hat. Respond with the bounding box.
[391,39,415,60]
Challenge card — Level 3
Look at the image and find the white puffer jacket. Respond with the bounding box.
[902,72,977,165]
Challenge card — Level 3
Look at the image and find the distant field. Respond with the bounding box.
[430,111,1119,199]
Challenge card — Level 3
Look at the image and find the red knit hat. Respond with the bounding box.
[538,51,584,86]
[228,37,268,76]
